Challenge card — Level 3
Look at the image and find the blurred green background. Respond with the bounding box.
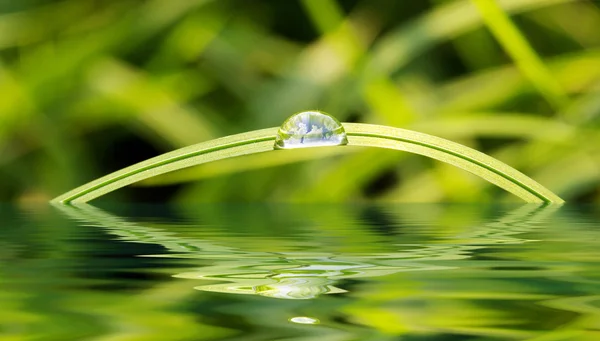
[1,0,599,203]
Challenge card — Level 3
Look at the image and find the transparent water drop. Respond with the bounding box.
[274,111,348,149]
[289,316,320,325]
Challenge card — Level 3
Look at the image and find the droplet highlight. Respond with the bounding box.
[274,111,348,149]
[289,316,320,325]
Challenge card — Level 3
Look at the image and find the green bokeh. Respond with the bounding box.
[0,0,599,203]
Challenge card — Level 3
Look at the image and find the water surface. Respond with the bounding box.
[1,203,599,340]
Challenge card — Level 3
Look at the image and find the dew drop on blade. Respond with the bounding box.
[274,111,348,149]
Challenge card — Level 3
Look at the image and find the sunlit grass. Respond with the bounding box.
[52,122,563,204]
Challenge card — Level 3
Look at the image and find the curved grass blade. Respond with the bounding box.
[51,128,278,204]
[344,123,563,204]
[139,146,355,186]
[51,124,564,204]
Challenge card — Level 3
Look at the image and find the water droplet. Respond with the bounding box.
[274,111,348,149]
[289,316,320,325]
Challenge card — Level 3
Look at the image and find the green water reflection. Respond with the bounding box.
[1,204,599,340]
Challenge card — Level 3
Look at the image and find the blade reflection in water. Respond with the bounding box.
[39,203,600,340]
[55,203,558,300]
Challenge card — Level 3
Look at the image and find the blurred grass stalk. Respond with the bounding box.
[471,0,569,110]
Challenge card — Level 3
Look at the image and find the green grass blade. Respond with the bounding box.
[51,128,278,204]
[344,123,563,203]
[471,0,569,109]
[139,147,355,186]
[51,124,563,204]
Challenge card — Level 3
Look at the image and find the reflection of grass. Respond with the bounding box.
[48,202,599,340]
[55,203,557,301]
[1,0,599,203]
